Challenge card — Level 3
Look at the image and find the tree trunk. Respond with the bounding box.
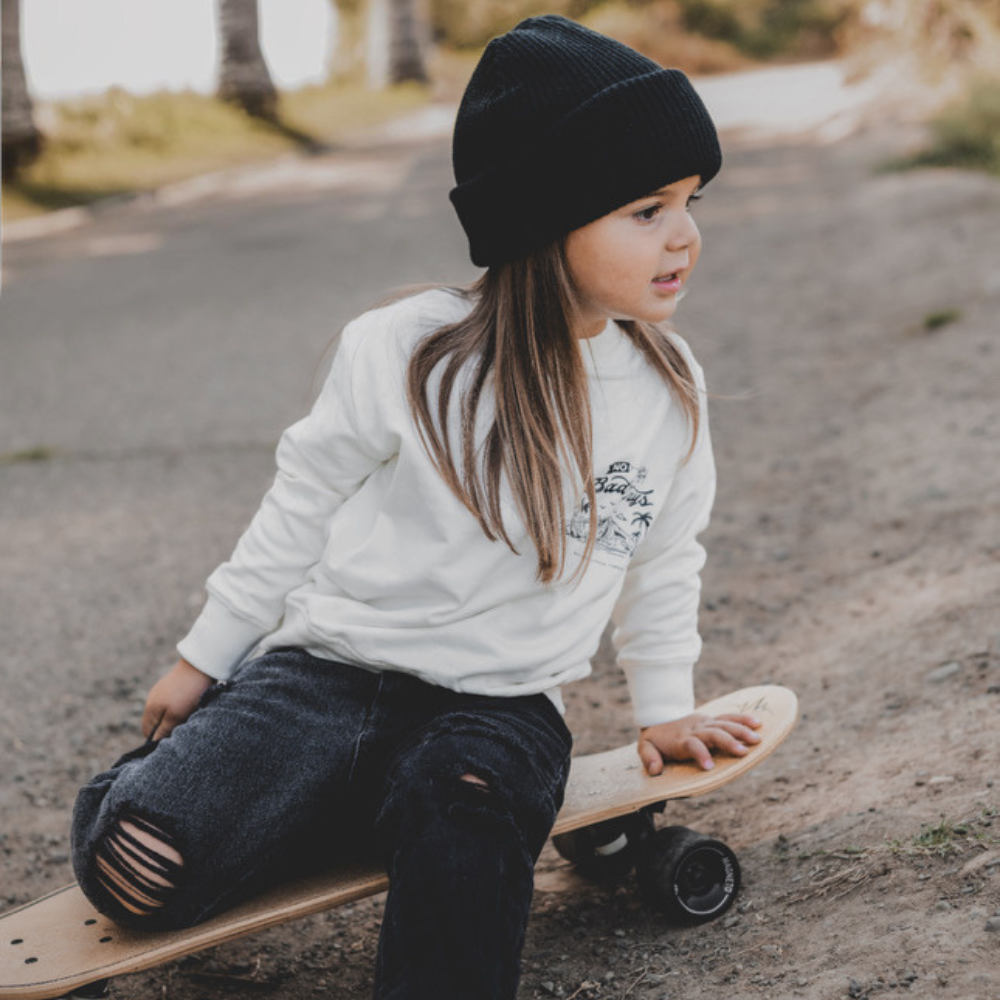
[216,0,279,120]
[331,0,368,83]
[388,0,430,85]
[2,0,43,181]
[367,0,429,88]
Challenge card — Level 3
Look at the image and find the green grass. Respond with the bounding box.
[3,80,431,223]
[674,0,847,60]
[890,76,1000,177]
[923,308,963,331]
[884,809,998,858]
[781,810,998,903]
[783,808,998,863]
[0,446,59,465]
[886,818,978,858]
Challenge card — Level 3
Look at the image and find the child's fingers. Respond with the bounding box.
[141,705,158,739]
[697,725,751,758]
[715,712,763,729]
[680,735,714,770]
[641,731,716,771]
[640,737,713,773]
[638,738,665,776]
[638,710,764,775]
[142,706,167,740]
[703,717,761,745]
[142,702,181,740]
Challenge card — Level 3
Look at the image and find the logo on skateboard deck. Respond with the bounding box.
[736,696,771,716]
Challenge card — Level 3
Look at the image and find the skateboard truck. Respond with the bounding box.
[553,802,741,924]
[551,801,662,879]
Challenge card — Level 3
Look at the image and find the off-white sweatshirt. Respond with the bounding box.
[177,288,716,728]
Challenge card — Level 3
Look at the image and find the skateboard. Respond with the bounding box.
[0,684,796,1000]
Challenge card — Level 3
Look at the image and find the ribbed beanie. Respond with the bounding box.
[450,15,722,267]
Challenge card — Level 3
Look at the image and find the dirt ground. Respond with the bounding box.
[3,109,999,998]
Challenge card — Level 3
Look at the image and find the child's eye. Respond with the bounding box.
[634,204,661,222]
[686,191,703,209]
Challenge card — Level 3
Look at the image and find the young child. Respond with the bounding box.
[71,14,760,1000]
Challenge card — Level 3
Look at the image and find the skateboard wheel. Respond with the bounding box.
[553,812,655,879]
[637,826,741,924]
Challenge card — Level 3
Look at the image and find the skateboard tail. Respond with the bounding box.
[0,868,388,1000]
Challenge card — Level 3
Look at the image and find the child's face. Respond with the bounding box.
[564,175,703,338]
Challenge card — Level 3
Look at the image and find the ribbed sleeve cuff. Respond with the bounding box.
[622,660,696,728]
[176,598,268,682]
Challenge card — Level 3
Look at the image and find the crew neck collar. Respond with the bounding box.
[580,317,626,373]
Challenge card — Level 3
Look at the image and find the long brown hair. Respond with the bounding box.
[404,240,701,584]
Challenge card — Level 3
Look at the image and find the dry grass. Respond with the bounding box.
[3,81,429,223]
[781,811,1000,904]
[909,76,1000,175]
[579,1,757,75]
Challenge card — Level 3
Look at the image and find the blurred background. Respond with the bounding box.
[4,0,1000,222]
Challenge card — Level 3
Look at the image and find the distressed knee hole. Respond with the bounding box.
[94,814,183,916]
[460,773,491,793]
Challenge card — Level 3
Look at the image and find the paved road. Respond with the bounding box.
[2,131,474,455]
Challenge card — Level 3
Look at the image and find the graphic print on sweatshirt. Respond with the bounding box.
[567,461,656,569]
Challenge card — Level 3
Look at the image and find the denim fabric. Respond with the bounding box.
[71,648,573,1000]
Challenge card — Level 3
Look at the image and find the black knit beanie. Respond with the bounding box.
[450,14,722,268]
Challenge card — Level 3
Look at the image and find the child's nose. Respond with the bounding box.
[665,212,699,251]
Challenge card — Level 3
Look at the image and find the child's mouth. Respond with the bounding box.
[653,272,682,291]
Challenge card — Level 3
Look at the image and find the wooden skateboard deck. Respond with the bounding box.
[0,684,796,999]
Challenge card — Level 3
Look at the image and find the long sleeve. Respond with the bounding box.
[611,363,716,728]
[178,316,400,679]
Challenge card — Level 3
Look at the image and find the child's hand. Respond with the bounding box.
[638,712,762,775]
[141,658,214,740]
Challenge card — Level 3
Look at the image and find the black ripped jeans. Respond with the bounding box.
[71,648,573,1000]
